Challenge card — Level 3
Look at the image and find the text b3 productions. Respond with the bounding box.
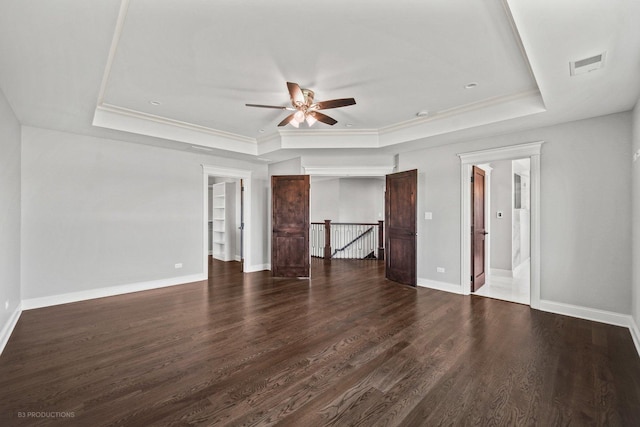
[18,411,75,419]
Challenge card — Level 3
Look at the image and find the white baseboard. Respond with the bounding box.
[630,317,640,359]
[538,299,632,328]
[0,304,22,356]
[489,268,513,278]
[539,300,640,359]
[235,255,242,262]
[22,273,207,310]
[244,263,270,273]
[417,278,463,294]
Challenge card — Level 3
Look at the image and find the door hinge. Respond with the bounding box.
[470,275,473,281]
[471,176,474,183]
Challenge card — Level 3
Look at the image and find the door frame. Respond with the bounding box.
[458,142,543,309]
[202,165,253,273]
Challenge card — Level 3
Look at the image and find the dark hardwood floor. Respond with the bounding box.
[1,258,640,426]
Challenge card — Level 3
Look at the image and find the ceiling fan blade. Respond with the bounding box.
[310,111,337,126]
[277,113,298,127]
[286,82,305,106]
[245,103,293,110]
[315,98,356,110]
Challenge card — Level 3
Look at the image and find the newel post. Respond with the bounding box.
[378,220,385,260]
[324,220,332,262]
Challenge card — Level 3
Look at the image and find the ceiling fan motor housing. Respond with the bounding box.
[301,88,314,106]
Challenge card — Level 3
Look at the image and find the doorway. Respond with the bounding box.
[273,166,416,286]
[471,159,531,304]
[208,176,243,270]
[458,142,542,309]
[202,165,252,274]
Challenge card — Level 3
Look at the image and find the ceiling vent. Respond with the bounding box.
[570,52,606,76]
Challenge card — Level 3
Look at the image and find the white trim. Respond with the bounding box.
[21,274,206,310]
[202,165,253,274]
[458,142,543,308]
[417,278,463,295]
[490,268,513,278]
[0,304,22,356]
[95,0,130,106]
[380,90,541,136]
[630,317,640,358]
[244,263,270,273]
[513,258,530,277]
[538,300,633,329]
[302,166,394,176]
[93,105,257,155]
[458,141,544,164]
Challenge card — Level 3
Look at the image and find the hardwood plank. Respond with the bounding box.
[1,258,639,426]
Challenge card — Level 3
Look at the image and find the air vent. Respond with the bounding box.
[570,52,606,76]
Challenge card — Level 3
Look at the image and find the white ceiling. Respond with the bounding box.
[0,0,639,161]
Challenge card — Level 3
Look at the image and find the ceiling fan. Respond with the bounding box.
[246,82,356,128]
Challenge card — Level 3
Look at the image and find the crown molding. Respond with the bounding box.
[93,103,258,155]
[303,165,394,176]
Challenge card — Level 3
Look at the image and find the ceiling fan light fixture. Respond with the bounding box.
[247,82,355,128]
[306,114,317,127]
[294,110,305,122]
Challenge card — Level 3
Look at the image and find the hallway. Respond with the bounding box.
[473,259,530,305]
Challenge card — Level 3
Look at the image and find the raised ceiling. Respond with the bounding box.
[0,0,639,160]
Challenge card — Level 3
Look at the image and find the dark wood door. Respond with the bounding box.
[272,175,310,278]
[471,166,487,291]
[385,169,417,286]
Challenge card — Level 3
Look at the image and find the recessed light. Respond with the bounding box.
[464,82,478,89]
[416,111,429,117]
[149,100,161,106]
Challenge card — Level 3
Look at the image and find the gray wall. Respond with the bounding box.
[339,178,384,223]
[489,160,513,271]
[21,126,267,299]
[310,178,339,222]
[310,177,384,223]
[0,88,21,333]
[400,112,632,314]
[268,157,302,176]
[632,101,640,327]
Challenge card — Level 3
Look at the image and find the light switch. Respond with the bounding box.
[424,212,433,220]
[497,211,503,218]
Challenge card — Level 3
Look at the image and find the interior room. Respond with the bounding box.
[1,0,640,424]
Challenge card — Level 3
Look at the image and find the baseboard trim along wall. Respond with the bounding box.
[21,273,207,310]
[538,299,632,328]
[245,264,270,273]
[417,278,463,294]
[630,317,640,359]
[539,299,640,358]
[0,304,22,356]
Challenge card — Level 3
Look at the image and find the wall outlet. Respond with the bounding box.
[497,211,504,218]
[4,300,8,310]
[424,212,433,220]
[174,263,183,269]
[436,267,445,273]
